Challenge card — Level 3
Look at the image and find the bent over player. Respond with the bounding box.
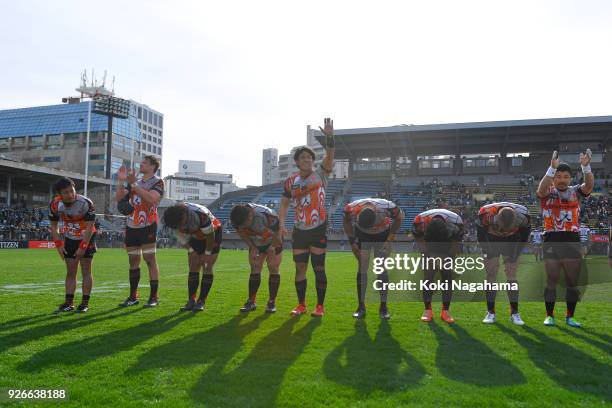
[477,202,531,325]
[343,198,404,320]
[49,177,97,313]
[230,203,283,313]
[163,202,222,312]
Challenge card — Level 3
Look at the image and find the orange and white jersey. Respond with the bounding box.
[413,208,463,240]
[237,203,280,247]
[282,168,328,231]
[48,194,96,240]
[344,198,402,235]
[126,176,164,229]
[478,202,530,237]
[540,184,588,233]
[175,202,222,242]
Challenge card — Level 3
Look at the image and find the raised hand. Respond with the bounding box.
[126,169,137,185]
[550,151,560,169]
[319,117,334,138]
[117,165,128,181]
[580,148,592,166]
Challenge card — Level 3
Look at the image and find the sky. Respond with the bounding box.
[1,0,611,187]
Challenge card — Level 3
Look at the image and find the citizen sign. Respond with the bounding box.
[0,241,19,249]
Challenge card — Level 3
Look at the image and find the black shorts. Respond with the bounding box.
[478,232,529,262]
[189,228,223,255]
[355,229,389,249]
[125,223,157,247]
[255,244,283,255]
[543,231,582,260]
[64,235,97,259]
[292,222,327,250]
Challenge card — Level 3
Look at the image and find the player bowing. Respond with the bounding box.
[49,177,97,313]
[477,202,531,325]
[413,209,464,324]
[343,198,404,320]
[163,202,222,312]
[279,117,335,317]
[230,203,283,313]
[115,156,164,308]
[536,149,594,327]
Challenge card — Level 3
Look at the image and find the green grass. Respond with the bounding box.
[0,249,611,407]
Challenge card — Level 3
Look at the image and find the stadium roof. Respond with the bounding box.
[314,115,612,159]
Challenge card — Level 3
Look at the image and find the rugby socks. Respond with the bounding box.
[198,274,214,302]
[129,268,140,299]
[315,270,327,305]
[566,287,579,318]
[508,280,519,314]
[295,279,307,304]
[356,272,366,306]
[188,272,199,300]
[248,273,261,302]
[544,287,556,316]
[81,294,90,307]
[65,293,75,305]
[149,280,159,300]
[268,274,280,301]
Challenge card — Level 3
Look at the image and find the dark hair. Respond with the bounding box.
[54,177,75,193]
[143,155,160,172]
[556,163,572,176]
[293,146,316,162]
[498,207,516,231]
[424,217,450,243]
[230,205,250,229]
[357,208,376,229]
[162,204,187,229]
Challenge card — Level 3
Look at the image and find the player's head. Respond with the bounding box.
[293,146,315,172]
[140,155,160,176]
[424,216,450,242]
[357,207,376,229]
[553,163,572,191]
[162,204,188,229]
[497,207,516,233]
[54,177,76,204]
[230,204,252,229]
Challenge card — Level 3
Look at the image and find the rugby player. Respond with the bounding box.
[343,198,404,320]
[230,203,283,313]
[579,223,591,258]
[413,209,464,323]
[530,228,543,261]
[49,177,97,313]
[536,149,594,327]
[477,202,531,325]
[278,117,335,317]
[163,202,222,312]
[115,156,164,308]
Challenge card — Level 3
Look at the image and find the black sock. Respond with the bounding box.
[315,270,327,305]
[65,293,74,305]
[379,271,389,304]
[129,268,141,299]
[199,274,213,302]
[149,280,159,299]
[248,273,261,302]
[544,288,556,316]
[356,272,366,304]
[81,294,90,306]
[566,288,580,317]
[188,272,199,300]
[268,274,280,302]
[424,301,432,310]
[487,301,496,314]
[486,289,497,313]
[295,279,307,304]
[507,280,519,314]
[442,302,451,311]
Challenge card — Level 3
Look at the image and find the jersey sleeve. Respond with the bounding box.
[198,212,214,234]
[83,198,96,222]
[266,213,280,231]
[574,184,590,198]
[151,179,164,196]
[282,177,292,199]
[48,199,60,221]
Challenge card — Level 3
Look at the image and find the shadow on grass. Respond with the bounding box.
[557,326,612,356]
[1,313,55,331]
[498,324,612,402]
[126,313,270,374]
[17,312,191,372]
[323,319,426,394]
[0,307,141,354]
[430,321,526,386]
[189,316,321,407]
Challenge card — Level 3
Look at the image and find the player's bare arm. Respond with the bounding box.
[320,117,335,174]
[536,150,559,198]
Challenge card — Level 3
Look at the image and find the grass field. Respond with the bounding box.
[0,249,611,407]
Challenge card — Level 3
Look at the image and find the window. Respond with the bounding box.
[153,114,158,127]
[158,116,163,128]
[43,156,61,162]
[138,107,142,119]
[89,154,105,160]
[511,157,523,167]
